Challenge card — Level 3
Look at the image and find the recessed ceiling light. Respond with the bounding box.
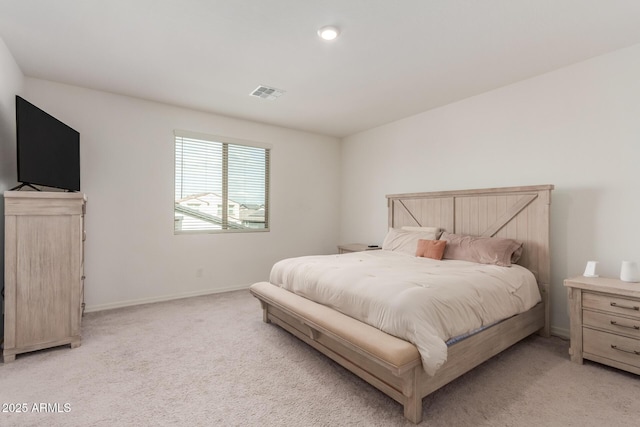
[318,26,340,41]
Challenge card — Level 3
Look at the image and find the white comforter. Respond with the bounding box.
[269,250,541,375]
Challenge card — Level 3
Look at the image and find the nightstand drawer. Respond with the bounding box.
[583,292,640,320]
[583,310,640,339]
[583,328,640,370]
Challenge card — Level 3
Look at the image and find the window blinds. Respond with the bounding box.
[174,131,270,233]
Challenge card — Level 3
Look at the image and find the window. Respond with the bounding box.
[174,130,270,233]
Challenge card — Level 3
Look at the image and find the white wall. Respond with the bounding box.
[0,36,24,337]
[0,36,23,188]
[24,78,341,311]
[340,44,640,337]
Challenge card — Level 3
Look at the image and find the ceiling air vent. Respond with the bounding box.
[250,85,285,100]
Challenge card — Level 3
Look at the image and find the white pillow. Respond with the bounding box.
[382,228,440,256]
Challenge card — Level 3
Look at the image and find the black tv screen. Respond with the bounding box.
[16,95,80,191]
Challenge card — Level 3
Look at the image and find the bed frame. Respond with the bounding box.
[250,185,553,423]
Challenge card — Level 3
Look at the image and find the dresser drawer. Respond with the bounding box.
[583,328,640,370]
[583,310,640,339]
[583,292,640,320]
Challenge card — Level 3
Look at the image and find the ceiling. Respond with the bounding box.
[2,1,640,138]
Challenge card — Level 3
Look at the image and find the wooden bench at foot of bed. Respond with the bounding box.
[250,281,545,424]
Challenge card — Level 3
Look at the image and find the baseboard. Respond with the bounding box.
[84,283,251,313]
[550,325,569,339]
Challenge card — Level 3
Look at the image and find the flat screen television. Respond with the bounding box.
[15,95,80,192]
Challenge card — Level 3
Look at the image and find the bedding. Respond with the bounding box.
[440,232,523,266]
[415,239,446,259]
[269,250,541,375]
[381,228,440,255]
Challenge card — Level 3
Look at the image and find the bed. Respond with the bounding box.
[250,185,553,423]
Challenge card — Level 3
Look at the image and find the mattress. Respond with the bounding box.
[269,250,541,375]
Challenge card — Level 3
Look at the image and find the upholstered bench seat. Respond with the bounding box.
[250,282,421,374]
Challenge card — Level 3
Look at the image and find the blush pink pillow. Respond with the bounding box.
[415,239,447,260]
[440,232,523,267]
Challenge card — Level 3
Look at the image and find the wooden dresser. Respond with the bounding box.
[565,276,640,375]
[2,191,86,363]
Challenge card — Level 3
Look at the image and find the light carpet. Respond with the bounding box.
[1,289,639,426]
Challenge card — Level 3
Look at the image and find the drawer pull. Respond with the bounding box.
[611,345,640,356]
[610,320,640,330]
[610,302,640,311]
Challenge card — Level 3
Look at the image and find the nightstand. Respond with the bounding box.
[564,276,640,375]
[337,243,381,254]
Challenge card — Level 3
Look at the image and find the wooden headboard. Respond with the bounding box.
[387,185,553,335]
